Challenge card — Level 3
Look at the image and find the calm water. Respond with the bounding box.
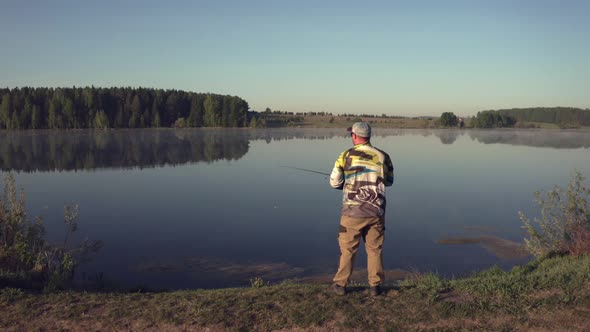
[2,128,590,289]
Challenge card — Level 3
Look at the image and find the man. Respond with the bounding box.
[329,122,394,296]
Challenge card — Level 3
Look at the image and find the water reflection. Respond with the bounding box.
[467,130,590,149]
[0,129,250,172]
[434,130,463,145]
[133,256,305,285]
[3,128,590,289]
[1,129,588,172]
[437,236,529,260]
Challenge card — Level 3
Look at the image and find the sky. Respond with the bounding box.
[1,0,588,116]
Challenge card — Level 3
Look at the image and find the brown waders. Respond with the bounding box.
[333,215,385,287]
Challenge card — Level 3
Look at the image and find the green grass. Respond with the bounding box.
[453,254,590,301]
[261,114,590,130]
[2,255,590,331]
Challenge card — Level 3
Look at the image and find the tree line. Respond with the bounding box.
[495,107,590,126]
[470,110,516,128]
[0,87,251,129]
[454,107,590,128]
[471,107,590,128]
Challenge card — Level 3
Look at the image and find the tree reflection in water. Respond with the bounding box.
[0,129,252,172]
[1,128,589,172]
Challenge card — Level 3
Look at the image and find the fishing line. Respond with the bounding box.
[279,166,330,176]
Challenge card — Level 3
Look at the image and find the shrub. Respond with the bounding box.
[558,122,581,129]
[94,110,110,129]
[520,171,590,257]
[173,117,187,128]
[0,173,101,290]
[249,276,268,288]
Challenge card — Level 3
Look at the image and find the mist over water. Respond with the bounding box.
[1,128,590,289]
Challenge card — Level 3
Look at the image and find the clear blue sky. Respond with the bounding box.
[1,0,588,116]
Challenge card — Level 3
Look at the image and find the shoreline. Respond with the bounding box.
[2,254,590,331]
[1,124,590,131]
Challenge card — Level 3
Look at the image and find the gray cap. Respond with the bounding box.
[347,122,371,138]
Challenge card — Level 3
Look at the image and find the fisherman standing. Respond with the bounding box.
[329,122,394,296]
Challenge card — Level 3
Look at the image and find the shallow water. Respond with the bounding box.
[2,128,590,289]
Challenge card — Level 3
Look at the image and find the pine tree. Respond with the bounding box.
[0,94,12,129]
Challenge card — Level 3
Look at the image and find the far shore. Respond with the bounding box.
[2,113,590,131]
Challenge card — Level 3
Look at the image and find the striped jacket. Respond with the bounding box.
[329,142,394,218]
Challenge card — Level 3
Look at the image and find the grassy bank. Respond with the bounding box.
[2,254,590,331]
[259,113,438,128]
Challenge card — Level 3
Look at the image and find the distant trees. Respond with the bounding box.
[439,112,458,127]
[0,94,12,128]
[203,94,221,127]
[0,87,251,129]
[471,111,516,128]
[474,107,590,128]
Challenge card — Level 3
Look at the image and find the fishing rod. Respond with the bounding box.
[280,165,330,176]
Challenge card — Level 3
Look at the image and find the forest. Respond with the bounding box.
[470,110,516,128]
[0,87,251,129]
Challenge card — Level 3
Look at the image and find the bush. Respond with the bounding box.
[558,122,581,129]
[173,117,187,128]
[0,173,101,290]
[249,276,268,288]
[520,171,590,257]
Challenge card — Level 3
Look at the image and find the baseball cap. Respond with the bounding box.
[347,122,371,138]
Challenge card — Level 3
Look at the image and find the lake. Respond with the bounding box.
[2,128,590,289]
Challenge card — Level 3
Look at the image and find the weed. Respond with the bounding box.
[400,271,448,303]
[0,287,24,303]
[249,276,268,288]
[520,171,590,257]
[0,173,101,291]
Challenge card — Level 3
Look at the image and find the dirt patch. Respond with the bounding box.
[410,317,490,331]
[523,306,590,331]
[5,318,229,332]
[275,327,348,332]
[439,290,477,305]
[527,288,565,302]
